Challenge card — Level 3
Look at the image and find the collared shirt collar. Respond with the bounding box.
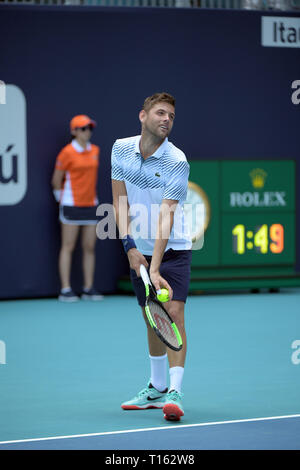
[71,139,92,153]
[134,135,168,159]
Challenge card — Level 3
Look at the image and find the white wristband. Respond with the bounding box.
[53,189,61,202]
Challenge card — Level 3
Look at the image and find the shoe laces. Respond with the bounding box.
[137,386,152,398]
[167,389,184,400]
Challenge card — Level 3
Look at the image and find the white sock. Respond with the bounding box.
[149,354,168,392]
[169,366,184,393]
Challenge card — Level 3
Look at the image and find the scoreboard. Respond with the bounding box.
[186,160,300,291]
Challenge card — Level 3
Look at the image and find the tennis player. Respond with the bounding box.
[111,93,192,421]
[51,115,103,302]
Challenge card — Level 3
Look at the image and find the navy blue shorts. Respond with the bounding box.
[130,249,192,307]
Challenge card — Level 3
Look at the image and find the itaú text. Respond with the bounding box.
[230,191,286,207]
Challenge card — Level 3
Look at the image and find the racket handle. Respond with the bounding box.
[140,264,150,285]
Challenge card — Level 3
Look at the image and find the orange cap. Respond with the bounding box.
[70,115,96,131]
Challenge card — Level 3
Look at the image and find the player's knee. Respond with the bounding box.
[168,307,185,332]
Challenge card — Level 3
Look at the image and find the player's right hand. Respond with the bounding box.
[127,249,148,277]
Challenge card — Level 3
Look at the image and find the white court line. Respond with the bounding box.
[0,413,300,446]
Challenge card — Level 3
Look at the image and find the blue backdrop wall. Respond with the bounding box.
[0,5,299,298]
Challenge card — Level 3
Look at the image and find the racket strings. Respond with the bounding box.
[148,300,179,349]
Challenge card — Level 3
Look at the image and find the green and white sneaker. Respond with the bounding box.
[121,382,168,410]
[163,390,184,421]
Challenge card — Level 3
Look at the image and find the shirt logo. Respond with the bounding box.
[155,172,161,177]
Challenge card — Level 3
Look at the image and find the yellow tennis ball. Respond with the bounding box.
[157,288,169,303]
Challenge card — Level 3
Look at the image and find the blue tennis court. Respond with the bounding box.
[0,289,300,450]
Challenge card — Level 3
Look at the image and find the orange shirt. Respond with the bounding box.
[55,140,100,207]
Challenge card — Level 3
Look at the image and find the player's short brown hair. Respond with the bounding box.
[142,92,175,112]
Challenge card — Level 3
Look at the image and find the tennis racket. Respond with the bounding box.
[139,264,183,352]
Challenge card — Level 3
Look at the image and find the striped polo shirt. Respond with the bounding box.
[111,135,192,255]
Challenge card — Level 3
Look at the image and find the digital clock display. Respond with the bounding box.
[232,223,284,255]
[221,213,295,266]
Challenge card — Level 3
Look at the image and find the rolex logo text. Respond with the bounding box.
[230,191,286,208]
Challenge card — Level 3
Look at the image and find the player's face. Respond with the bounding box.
[140,102,175,140]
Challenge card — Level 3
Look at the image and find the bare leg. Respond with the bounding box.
[142,307,167,357]
[142,300,187,365]
[81,225,97,290]
[59,224,80,289]
[164,300,187,368]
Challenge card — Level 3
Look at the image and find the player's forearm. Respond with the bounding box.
[113,193,147,274]
[150,238,169,275]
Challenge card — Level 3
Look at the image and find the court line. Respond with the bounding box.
[1,413,300,445]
